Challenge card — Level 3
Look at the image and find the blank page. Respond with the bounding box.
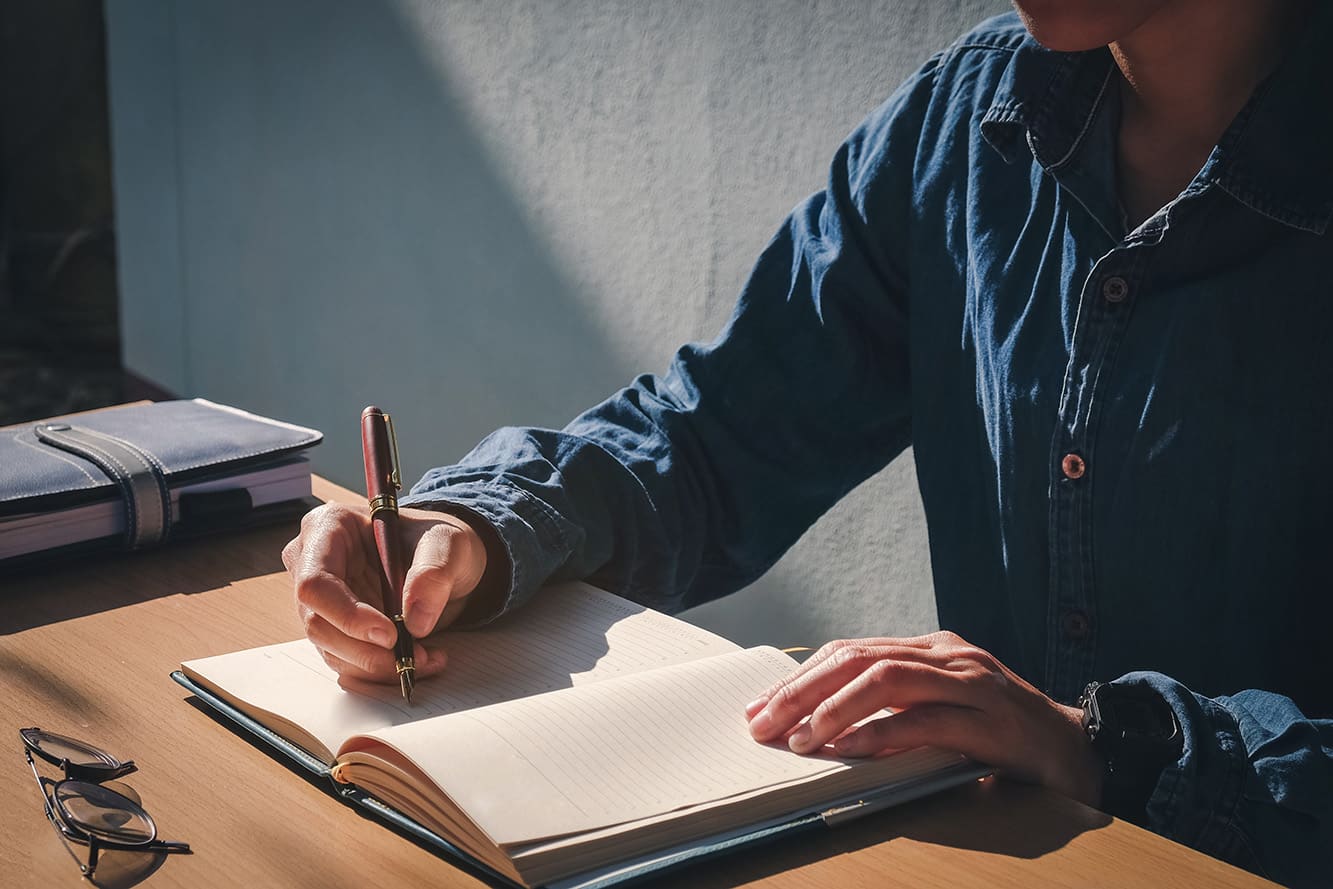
[181,582,741,762]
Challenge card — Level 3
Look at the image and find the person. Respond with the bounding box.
[283,1,1332,884]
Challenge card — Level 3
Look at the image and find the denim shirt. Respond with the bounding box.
[404,11,1332,884]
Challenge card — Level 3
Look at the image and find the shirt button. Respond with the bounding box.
[1062,610,1091,641]
[1102,276,1129,303]
[1061,453,1086,479]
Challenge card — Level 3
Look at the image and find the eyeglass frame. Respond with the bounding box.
[21,727,191,878]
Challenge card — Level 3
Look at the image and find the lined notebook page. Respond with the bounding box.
[181,582,741,761]
[355,646,847,845]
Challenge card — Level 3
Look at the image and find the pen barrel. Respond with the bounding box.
[372,507,408,615]
[360,406,397,502]
[361,406,408,616]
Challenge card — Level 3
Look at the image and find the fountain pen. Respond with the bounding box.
[360,405,416,703]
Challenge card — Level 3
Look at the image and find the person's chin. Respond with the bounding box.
[1010,0,1166,52]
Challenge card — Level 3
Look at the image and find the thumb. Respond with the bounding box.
[400,516,487,637]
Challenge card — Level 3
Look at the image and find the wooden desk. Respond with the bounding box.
[1,477,1274,888]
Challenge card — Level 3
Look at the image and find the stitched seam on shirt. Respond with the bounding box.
[948,41,1020,57]
[1044,63,1115,171]
[1200,73,1330,234]
[1214,176,1331,235]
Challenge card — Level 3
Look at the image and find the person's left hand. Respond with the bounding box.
[744,632,1104,806]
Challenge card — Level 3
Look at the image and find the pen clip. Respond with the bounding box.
[384,413,402,491]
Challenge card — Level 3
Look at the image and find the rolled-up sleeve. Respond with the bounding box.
[1120,672,1333,887]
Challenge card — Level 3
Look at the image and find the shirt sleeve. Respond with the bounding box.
[399,55,943,619]
[1118,671,1333,888]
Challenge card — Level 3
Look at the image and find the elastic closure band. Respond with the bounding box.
[34,423,172,549]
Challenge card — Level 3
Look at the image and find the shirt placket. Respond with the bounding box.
[1043,245,1145,702]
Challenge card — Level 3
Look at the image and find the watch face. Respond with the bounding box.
[1105,696,1171,738]
[1097,684,1179,742]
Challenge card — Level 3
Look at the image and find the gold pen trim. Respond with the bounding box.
[369,493,399,516]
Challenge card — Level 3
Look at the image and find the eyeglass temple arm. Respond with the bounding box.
[83,835,191,878]
[23,750,60,820]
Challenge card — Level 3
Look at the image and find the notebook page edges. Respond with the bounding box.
[340,646,858,846]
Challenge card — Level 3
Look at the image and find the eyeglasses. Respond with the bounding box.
[21,727,191,879]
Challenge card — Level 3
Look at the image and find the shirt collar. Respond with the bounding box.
[979,9,1333,236]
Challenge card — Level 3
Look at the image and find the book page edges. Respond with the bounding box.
[332,732,974,887]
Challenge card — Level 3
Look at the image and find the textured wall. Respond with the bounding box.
[106,0,1008,645]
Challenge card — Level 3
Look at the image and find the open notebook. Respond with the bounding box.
[174,583,987,888]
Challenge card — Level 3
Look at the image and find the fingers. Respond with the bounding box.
[286,502,490,686]
[749,639,978,749]
[831,703,992,760]
[744,635,942,717]
[400,510,488,637]
[286,503,360,588]
[310,619,449,684]
[288,503,403,684]
[292,507,395,646]
[744,632,1104,806]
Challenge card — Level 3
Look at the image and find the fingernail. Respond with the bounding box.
[744,697,768,717]
[788,725,813,752]
[367,627,391,647]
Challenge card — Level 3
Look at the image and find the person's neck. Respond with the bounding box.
[1110,0,1312,227]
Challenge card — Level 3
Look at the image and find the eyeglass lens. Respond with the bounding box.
[54,781,156,844]
[24,729,122,770]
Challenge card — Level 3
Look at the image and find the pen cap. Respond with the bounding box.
[360,406,401,500]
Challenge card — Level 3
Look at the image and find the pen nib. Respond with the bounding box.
[399,667,415,704]
[390,615,416,705]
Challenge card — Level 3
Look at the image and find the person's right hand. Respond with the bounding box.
[281,501,489,686]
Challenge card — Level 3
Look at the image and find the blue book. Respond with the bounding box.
[174,582,988,888]
[0,399,321,566]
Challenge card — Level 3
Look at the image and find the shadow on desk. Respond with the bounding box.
[86,849,171,889]
[31,827,172,889]
[633,778,1112,889]
[1,519,296,635]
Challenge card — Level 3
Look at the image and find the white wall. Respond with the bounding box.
[105,0,1008,646]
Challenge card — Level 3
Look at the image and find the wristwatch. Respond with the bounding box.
[1078,680,1184,823]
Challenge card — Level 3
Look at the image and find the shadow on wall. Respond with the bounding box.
[138,0,817,641]
[110,0,932,645]
[139,0,634,489]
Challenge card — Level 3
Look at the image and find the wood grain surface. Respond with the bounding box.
[0,477,1275,888]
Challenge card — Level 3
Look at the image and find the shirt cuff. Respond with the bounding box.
[399,480,570,624]
[1116,671,1255,868]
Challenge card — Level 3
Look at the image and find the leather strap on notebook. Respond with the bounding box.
[34,423,172,549]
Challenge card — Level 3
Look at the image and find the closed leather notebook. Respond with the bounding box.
[0,399,322,566]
